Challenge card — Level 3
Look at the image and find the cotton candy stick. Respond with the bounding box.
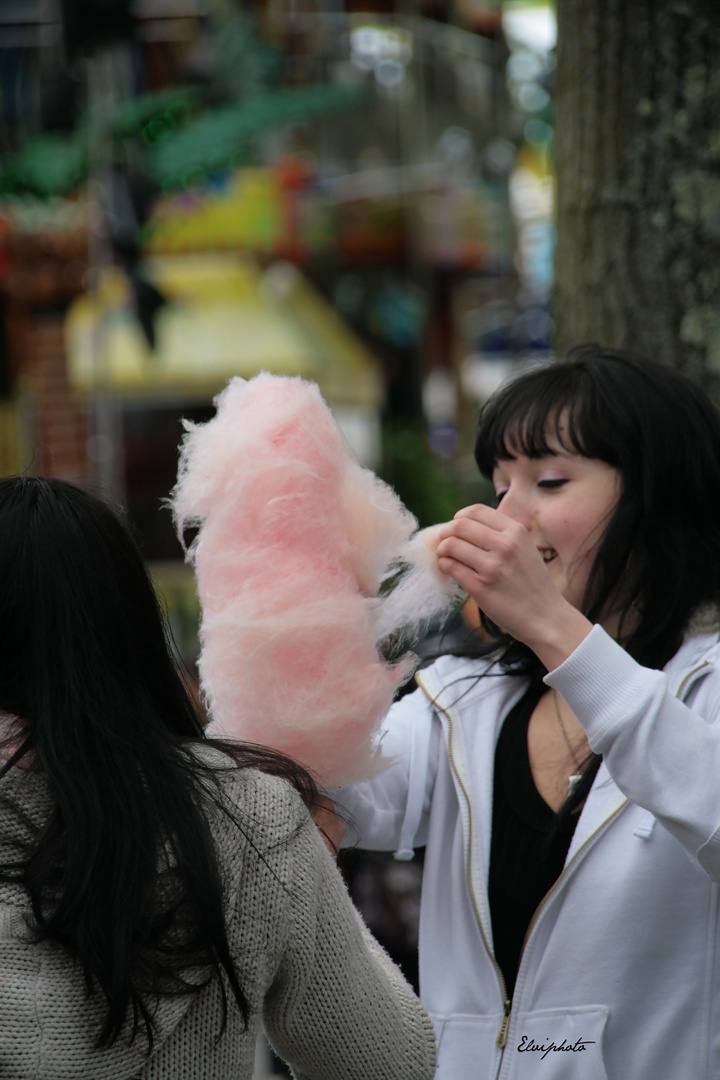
[170,373,461,788]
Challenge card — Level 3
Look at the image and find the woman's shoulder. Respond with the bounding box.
[223,762,307,821]
[190,743,310,846]
[194,741,303,800]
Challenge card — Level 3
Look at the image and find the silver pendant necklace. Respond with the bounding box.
[552,689,584,796]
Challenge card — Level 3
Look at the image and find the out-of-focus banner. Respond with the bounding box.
[65,253,383,409]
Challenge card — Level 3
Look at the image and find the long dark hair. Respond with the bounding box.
[473,344,720,675]
[0,476,318,1050]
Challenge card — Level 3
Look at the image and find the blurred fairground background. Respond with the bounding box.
[2,1,718,1070]
[0,0,556,581]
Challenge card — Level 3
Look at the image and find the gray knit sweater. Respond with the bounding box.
[0,758,436,1079]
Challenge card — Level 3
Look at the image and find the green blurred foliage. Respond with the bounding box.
[380,418,492,529]
[149,84,369,190]
[112,87,202,139]
[0,133,88,198]
[0,8,368,199]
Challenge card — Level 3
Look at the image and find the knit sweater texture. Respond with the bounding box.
[0,755,436,1080]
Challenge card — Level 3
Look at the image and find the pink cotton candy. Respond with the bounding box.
[170,373,461,788]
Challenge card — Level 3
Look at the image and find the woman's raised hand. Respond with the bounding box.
[436,505,592,671]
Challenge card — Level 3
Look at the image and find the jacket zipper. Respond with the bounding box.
[495,998,512,1048]
[419,679,552,1050]
[675,660,710,701]
[513,797,627,969]
[496,798,628,1061]
[416,680,512,1045]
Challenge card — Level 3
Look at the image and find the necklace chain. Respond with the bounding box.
[552,689,585,795]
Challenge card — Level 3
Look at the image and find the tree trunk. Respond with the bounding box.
[553,0,720,394]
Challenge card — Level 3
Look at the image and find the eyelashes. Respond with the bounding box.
[493,477,569,506]
[537,478,569,490]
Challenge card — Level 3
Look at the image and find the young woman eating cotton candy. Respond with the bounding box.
[334,344,720,1080]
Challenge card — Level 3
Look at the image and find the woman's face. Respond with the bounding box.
[492,438,621,615]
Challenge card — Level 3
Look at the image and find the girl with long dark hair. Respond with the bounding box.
[0,476,436,1079]
[335,345,720,1079]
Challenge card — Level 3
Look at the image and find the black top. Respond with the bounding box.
[488,681,579,999]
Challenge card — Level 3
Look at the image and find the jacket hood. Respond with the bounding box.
[685,602,720,639]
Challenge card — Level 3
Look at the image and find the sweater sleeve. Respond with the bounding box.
[262,800,437,1080]
[545,624,720,881]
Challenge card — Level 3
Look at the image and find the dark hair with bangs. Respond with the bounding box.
[0,476,319,1053]
[473,344,720,674]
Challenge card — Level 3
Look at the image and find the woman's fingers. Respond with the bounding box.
[436,550,491,602]
[438,503,507,542]
[436,504,594,670]
[453,502,506,526]
[436,506,553,633]
[437,507,526,574]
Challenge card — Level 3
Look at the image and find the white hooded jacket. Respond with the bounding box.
[338,621,720,1080]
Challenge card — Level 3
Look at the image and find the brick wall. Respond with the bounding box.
[20,313,92,483]
[2,229,92,483]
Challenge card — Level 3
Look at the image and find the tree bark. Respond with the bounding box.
[553,0,720,393]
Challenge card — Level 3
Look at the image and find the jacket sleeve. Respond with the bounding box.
[333,682,441,857]
[545,624,720,882]
[262,802,437,1080]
